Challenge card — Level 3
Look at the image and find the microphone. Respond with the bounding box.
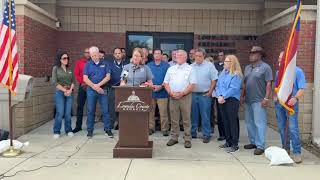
[120,70,129,81]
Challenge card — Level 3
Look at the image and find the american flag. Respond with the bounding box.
[0,0,18,95]
[275,0,302,115]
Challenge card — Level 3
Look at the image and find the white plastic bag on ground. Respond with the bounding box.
[0,140,29,154]
[265,146,294,166]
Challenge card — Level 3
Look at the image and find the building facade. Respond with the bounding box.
[0,0,319,146]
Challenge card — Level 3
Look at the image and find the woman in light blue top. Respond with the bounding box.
[215,55,243,153]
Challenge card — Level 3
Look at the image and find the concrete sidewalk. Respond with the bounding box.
[1,118,320,180]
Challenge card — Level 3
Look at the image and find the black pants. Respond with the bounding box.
[107,87,118,129]
[214,97,225,138]
[220,97,240,147]
[75,85,87,129]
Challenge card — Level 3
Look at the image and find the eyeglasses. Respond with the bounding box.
[61,57,69,60]
[84,52,89,54]
[224,60,231,63]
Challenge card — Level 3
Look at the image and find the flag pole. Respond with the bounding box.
[1,0,21,158]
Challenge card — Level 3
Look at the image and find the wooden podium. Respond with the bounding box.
[113,86,153,158]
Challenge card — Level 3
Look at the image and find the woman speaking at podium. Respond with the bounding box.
[120,47,153,87]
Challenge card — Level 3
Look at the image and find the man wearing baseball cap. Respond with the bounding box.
[241,46,273,155]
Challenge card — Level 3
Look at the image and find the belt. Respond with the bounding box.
[193,91,209,94]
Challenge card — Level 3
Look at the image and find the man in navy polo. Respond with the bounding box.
[106,47,128,130]
[83,46,113,138]
[147,49,170,136]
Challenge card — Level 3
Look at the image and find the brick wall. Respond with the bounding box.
[261,21,316,82]
[16,15,58,77]
[57,31,125,63]
[13,16,57,136]
[194,34,262,69]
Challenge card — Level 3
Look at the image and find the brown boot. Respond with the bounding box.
[184,141,192,148]
[292,155,302,164]
[167,139,178,146]
[254,148,264,155]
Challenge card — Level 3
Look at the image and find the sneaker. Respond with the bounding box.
[149,129,154,135]
[244,144,257,149]
[162,131,170,137]
[167,139,178,146]
[254,148,265,155]
[184,141,192,148]
[292,155,302,164]
[67,132,74,137]
[219,143,231,149]
[87,131,93,138]
[226,146,239,153]
[203,137,210,143]
[105,130,114,138]
[217,137,226,141]
[53,134,60,139]
[72,128,82,133]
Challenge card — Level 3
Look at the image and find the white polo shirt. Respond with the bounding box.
[163,62,197,93]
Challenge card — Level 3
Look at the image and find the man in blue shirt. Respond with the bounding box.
[190,48,218,143]
[106,47,128,130]
[147,49,170,136]
[274,51,306,164]
[83,46,113,138]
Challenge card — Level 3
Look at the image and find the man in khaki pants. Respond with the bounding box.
[163,49,197,148]
[147,49,171,136]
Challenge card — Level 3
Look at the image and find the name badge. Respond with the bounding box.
[100,65,105,68]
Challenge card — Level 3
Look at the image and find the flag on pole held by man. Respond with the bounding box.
[0,0,19,95]
[275,0,302,115]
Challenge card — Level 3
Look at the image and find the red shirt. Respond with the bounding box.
[74,57,88,84]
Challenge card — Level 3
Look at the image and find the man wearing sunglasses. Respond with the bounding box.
[72,48,90,133]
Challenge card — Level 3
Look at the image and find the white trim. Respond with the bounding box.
[16,0,57,21]
[263,5,317,25]
[312,0,320,147]
[264,1,293,9]
[58,1,263,10]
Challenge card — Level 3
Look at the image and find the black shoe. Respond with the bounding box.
[162,131,170,137]
[87,131,93,138]
[219,143,231,149]
[149,129,154,135]
[244,144,257,149]
[115,125,119,130]
[203,137,210,143]
[192,135,197,139]
[72,128,82,133]
[217,137,226,141]
[105,130,114,138]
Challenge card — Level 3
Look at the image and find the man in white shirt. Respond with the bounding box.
[163,49,197,148]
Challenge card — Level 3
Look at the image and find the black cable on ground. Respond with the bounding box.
[0,138,88,180]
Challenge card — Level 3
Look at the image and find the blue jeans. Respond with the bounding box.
[275,102,301,155]
[86,88,110,132]
[245,102,267,149]
[191,93,212,138]
[53,90,73,134]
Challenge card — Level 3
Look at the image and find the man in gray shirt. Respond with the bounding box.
[241,46,273,155]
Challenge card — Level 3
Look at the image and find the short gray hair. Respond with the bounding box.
[89,46,99,54]
[177,49,187,59]
[195,48,206,57]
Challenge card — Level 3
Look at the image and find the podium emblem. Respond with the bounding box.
[117,91,150,112]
